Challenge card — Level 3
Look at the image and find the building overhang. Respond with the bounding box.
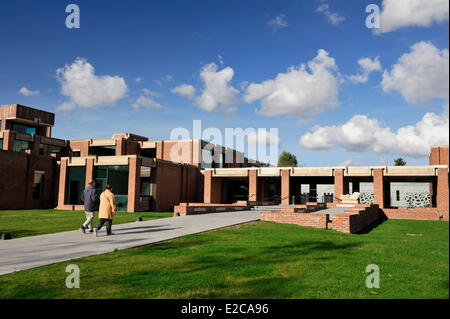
[204,165,448,178]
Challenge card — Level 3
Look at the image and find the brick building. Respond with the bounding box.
[0,104,267,212]
[1,104,449,216]
[0,104,67,209]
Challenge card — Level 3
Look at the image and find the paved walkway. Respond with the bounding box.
[0,211,260,275]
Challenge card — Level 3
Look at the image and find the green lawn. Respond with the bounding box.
[0,209,172,238]
[0,219,448,299]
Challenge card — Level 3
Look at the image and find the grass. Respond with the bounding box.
[0,209,172,238]
[0,219,448,299]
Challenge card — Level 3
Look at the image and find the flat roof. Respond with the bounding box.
[206,165,448,177]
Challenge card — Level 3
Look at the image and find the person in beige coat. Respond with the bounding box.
[93,185,116,237]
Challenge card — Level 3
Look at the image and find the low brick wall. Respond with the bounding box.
[381,208,448,221]
[331,205,380,234]
[261,211,328,229]
[174,202,249,216]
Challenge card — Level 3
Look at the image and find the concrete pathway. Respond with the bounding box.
[0,211,260,275]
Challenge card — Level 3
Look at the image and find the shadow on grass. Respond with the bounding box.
[356,216,387,234]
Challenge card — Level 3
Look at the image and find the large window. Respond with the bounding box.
[11,123,37,135]
[14,140,31,152]
[40,143,63,156]
[94,165,129,211]
[65,166,86,205]
[140,166,156,200]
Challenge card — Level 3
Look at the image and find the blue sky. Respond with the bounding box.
[0,0,448,166]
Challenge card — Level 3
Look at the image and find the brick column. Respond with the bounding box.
[85,158,94,187]
[204,170,222,203]
[334,169,349,203]
[373,168,385,208]
[57,159,68,208]
[45,126,52,138]
[436,168,449,212]
[32,136,41,155]
[249,169,258,202]
[127,157,141,212]
[281,169,290,205]
[115,138,126,155]
[3,131,15,151]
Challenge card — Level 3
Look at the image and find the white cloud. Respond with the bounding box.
[299,103,449,158]
[316,1,345,25]
[173,63,239,112]
[247,129,281,145]
[172,84,196,98]
[19,87,39,96]
[196,63,239,112]
[381,42,449,102]
[339,159,360,166]
[55,102,75,112]
[135,77,143,83]
[132,95,163,111]
[56,58,128,108]
[142,88,161,97]
[243,49,340,118]
[267,14,288,33]
[376,0,449,34]
[348,57,382,83]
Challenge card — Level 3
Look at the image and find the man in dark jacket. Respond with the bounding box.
[80,180,99,234]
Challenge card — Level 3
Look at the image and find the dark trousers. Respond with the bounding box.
[96,218,113,235]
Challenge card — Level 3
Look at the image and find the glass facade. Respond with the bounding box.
[65,166,86,205]
[140,166,156,206]
[13,140,31,152]
[94,165,129,211]
[40,143,63,156]
[11,123,37,135]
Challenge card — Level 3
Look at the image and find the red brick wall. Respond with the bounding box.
[261,211,328,229]
[330,206,379,233]
[0,150,57,209]
[334,169,349,203]
[382,208,444,221]
[154,159,183,211]
[436,168,449,212]
[69,140,89,157]
[429,146,449,167]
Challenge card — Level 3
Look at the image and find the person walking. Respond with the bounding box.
[94,184,116,237]
[80,180,99,234]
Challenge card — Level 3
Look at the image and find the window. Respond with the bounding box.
[65,166,86,205]
[0,139,3,150]
[140,166,156,198]
[11,123,36,135]
[13,140,31,152]
[94,165,129,211]
[33,171,45,200]
[90,146,116,156]
[40,143,62,156]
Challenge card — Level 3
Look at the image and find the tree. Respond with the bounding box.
[278,151,298,167]
[394,157,406,166]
